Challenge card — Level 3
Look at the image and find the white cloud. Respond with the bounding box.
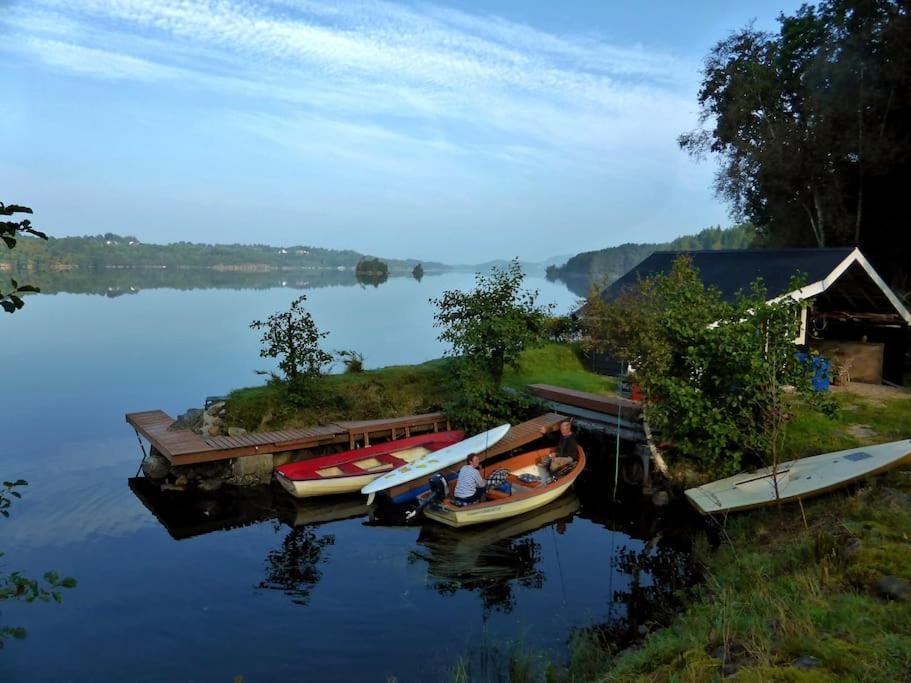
[5,0,699,158]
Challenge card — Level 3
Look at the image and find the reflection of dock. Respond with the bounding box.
[124,410,451,465]
[128,477,278,540]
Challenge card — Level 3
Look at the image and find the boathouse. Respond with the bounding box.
[589,247,911,385]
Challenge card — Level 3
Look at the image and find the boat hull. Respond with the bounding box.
[276,471,383,498]
[685,439,911,515]
[424,445,585,528]
[274,430,464,499]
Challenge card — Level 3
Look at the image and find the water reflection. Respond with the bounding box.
[128,478,278,540]
[410,495,580,615]
[259,524,336,606]
[13,266,427,296]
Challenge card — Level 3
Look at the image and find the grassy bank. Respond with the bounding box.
[554,386,911,682]
[225,343,615,432]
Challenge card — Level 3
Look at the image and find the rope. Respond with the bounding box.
[550,523,568,605]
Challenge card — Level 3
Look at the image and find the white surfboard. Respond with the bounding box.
[361,424,511,496]
[685,439,911,515]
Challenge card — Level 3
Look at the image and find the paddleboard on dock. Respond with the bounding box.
[685,439,911,515]
[361,424,511,497]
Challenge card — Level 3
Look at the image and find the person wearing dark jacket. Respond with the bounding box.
[547,420,578,473]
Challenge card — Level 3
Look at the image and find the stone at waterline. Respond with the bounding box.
[227,452,274,486]
[141,452,170,479]
[197,478,225,492]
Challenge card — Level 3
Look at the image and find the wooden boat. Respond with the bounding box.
[422,445,586,528]
[274,430,464,498]
[685,439,911,515]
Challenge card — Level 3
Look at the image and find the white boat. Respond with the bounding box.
[361,424,510,501]
[685,439,911,515]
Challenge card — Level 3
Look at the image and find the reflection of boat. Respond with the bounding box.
[421,493,581,561]
[685,439,911,514]
[280,495,369,527]
[128,477,277,540]
[361,424,510,503]
[412,495,580,612]
[424,446,585,528]
[275,430,463,498]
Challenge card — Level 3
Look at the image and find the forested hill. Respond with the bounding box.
[0,233,448,273]
[547,224,754,287]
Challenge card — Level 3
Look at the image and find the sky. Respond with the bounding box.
[1,0,805,263]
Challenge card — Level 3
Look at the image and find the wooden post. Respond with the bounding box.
[405,426,411,437]
[364,431,370,447]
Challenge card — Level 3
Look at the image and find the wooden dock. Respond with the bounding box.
[527,384,641,419]
[125,410,451,466]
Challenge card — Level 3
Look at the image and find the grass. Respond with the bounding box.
[547,386,911,682]
[502,343,618,394]
[783,388,911,460]
[225,342,614,432]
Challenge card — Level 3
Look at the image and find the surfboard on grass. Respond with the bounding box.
[685,439,911,515]
[361,424,510,500]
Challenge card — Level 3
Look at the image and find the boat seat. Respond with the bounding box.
[487,489,511,500]
[337,462,368,475]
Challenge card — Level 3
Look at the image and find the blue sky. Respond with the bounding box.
[1,0,804,263]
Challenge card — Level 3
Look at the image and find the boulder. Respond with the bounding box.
[652,490,670,506]
[791,655,822,670]
[141,452,170,480]
[169,408,204,432]
[876,575,910,601]
[227,427,248,437]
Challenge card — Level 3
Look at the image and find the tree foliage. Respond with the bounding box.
[250,295,333,383]
[431,260,552,432]
[432,259,552,385]
[1,202,47,313]
[584,257,820,476]
[680,0,911,281]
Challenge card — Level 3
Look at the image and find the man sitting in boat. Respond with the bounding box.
[545,420,579,473]
[453,453,487,505]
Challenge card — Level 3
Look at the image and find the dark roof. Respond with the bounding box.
[600,248,855,303]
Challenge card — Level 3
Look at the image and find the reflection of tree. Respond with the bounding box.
[411,531,544,616]
[581,539,699,650]
[259,526,335,605]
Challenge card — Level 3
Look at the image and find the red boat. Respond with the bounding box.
[274,430,464,498]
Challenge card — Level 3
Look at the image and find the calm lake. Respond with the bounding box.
[1,271,695,682]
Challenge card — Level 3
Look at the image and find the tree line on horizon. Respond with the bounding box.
[0,232,441,275]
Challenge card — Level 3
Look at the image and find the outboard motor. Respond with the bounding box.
[405,474,448,521]
[428,473,448,501]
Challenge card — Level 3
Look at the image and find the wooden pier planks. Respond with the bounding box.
[527,384,641,419]
[125,410,451,466]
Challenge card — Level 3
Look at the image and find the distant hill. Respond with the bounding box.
[547,224,755,295]
[0,233,449,274]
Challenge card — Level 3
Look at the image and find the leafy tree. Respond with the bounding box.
[1,203,47,313]
[431,260,552,432]
[355,257,389,287]
[432,259,552,386]
[584,256,820,476]
[680,1,911,281]
[250,295,332,383]
[412,263,424,281]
